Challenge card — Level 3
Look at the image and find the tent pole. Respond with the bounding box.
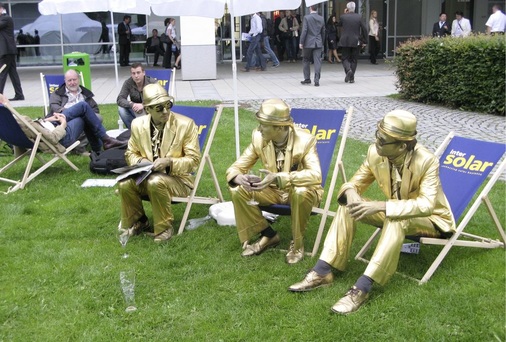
[110,11,119,86]
[230,2,240,159]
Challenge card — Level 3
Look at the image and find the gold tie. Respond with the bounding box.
[391,165,401,200]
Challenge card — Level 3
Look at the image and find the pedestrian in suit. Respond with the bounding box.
[118,15,132,66]
[299,5,325,87]
[432,13,451,37]
[338,2,367,84]
[0,2,24,101]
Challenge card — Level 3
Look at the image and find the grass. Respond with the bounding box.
[0,103,505,341]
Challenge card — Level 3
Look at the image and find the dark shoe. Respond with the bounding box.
[8,96,24,101]
[300,79,311,85]
[314,81,320,87]
[154,228,173,243]
[241,234,280,257]
[128,219,151,236]
[240,67,250,72]
[153,63,159,66]
[288,270,334,292]
[349,78,355,84]
[331,286,369,315]
[345,70,353,83]
[102,136,128,150]
[272,63,280,68]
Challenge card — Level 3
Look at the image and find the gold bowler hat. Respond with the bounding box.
[143,83,175,107]
[255,98,293,126]
[377,110,417,141]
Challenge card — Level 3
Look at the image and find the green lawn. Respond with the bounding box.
[0,103,504,341]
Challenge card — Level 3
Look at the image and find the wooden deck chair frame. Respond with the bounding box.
[355,131,506,284]
[0,102,80,194]
[172,104,224,234]
[259,107,354,257]
[40,72,85,116]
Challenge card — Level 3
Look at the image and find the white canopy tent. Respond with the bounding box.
[38,0,304,157]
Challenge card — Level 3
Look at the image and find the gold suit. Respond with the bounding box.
[320,144,456,285]
[118,112,200,234]
[226,127,323,250]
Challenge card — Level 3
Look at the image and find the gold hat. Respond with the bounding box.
[143,83,174,107]
[377,110,417,141]
[255,98,293,126]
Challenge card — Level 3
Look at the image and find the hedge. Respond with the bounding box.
[393,35,505,115]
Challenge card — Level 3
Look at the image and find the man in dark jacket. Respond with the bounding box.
[0,2,24,101]
[432,13,451,37]
[145,29,165,67]
[118,15,132,66]
[337,2,367,84]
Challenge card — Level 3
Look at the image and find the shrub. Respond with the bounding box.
[393,35,505,115]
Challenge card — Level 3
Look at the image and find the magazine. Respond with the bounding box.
[112,162,154,185]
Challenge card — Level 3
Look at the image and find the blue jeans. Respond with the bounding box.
[284,36,297,60]
[245,34,266,70]
[60,102,106,152]
[263,36,279,65]
[118,106,145,130]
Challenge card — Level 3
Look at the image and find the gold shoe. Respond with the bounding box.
[241,234,280,257]
[331,286,369,315]
[285,241,304,264]
[288,270,334,292]
[154,228,173,243]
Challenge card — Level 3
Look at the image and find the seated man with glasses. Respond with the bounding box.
[288,110,455,315]
[117,83,200,243]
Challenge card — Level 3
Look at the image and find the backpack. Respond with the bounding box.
[89,147,128,175]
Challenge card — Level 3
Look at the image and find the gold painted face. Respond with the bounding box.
[146,101,171,126]
[258,124,282,142]
[375,130,405,158]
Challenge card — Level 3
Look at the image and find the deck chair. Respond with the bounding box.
[145,68,176,97]
[259,107,353,257]
[355,132,506,284]
[124,105,223,234]
[40,72,85,116]
[0,103,80,194]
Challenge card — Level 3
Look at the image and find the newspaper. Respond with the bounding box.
[112,162,154,185]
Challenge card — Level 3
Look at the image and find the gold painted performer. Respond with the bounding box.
[118,83,200,242]
[289,110,456,314]
[226,98,323,264]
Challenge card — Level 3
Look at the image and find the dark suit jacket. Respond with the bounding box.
[299,12,325,49]
[337,12,367,48]
[145,36,164,51]
[118,21,131,45]
[0,14,18,56]
[432,21,451,37]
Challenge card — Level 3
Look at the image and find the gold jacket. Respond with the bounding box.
[338,144,456,234]
[226,127,323,195]
[125,112,201,189]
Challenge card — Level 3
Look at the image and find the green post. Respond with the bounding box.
[62,52,91,90]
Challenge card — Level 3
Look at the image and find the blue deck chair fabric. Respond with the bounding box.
[172,105,214,149]
[355,132,506,284]
[145,69,173,93]
[43,74,65,97]
[0,104,79,194]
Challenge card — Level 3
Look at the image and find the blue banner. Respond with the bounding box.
[291,108,346,185]
[439,136,505,219]
[172,105,215,149]
[145,69,173,92]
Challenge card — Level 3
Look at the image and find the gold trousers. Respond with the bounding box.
[118,173,191,234]
[319,203,441,285]
[229,185,319,250]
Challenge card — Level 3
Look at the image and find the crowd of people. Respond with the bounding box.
[0,1,503,316]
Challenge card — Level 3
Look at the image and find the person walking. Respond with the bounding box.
[338,2,367,84]
[299,5,325,87]
[326,14,341,64]
[0,2,24,101]
[368,10,380,64]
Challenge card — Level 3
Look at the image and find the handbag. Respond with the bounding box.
[160,33,169,43]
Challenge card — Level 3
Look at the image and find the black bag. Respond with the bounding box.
[160,33,170,43]
[89,147,127,175]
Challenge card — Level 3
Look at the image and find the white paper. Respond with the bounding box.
[81,179,117,187]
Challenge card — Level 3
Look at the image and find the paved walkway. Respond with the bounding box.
[4,59,505,177]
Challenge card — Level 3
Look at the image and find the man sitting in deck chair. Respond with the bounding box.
[289,110,456,314]
[226,98,323,265]
[0,94,125,154]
